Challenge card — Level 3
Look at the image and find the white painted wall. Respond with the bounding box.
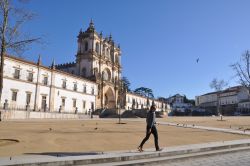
[1,56,97,114]
[196,86,250,107]
[125,93,168,112]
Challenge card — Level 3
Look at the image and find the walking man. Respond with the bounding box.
[138,104,162,152]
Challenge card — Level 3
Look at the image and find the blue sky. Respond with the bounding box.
[15,0,250,99]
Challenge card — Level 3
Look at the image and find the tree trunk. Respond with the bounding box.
[0,1,8,102]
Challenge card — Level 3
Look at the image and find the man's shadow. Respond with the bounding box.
[25,152,102,157]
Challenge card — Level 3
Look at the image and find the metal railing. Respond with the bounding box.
[0,103,88,115]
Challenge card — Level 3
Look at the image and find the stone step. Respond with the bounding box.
[87,146,250,166]
[1,139,250,166]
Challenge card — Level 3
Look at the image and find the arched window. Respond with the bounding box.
[84,42,88,51]
[93,67,98,76]
[102,69,111,81]
[102,45,106,56]
[95,42,99,53]
[110,49,112,60]
[106,48,110,58]
[115,54,119,63]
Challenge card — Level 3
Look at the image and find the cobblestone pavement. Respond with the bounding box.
[156,150,250,166]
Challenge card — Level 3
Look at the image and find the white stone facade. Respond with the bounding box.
[238,101,250,109]
[195,86,250,108]
[0,20,170,117]
[195,92,217,107]
[56,20,121,110]
[125,92,170,112]
[1,55,97,114]
[167,94,193,109]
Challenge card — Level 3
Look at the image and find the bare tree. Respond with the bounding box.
[231,50,250,92]
[0,0,40,101]
[210,78,227,118]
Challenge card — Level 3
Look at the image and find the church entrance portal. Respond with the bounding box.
[104,87,116,109]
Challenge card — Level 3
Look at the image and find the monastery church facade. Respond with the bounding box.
[0,20,167,114]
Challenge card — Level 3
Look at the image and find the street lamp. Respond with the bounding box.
[117,80,124,124]
[118,104,121,124]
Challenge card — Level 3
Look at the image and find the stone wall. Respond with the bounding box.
[0,110,93,120]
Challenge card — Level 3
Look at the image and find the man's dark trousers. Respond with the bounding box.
[139,125,159,150]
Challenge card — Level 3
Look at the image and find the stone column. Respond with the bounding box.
[49,65,56,112]
[34,56,41,111]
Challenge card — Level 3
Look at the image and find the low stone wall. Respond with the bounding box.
[0,110,92,120]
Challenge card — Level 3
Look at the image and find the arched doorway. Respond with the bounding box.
[104,87,115,109]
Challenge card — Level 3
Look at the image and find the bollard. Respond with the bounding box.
[59,105,62,113]
[26,104,30,111]
[3,99,8,110]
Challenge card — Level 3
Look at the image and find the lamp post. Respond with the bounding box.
[117,80,124,124]
[101,71,104,110]
[118,104,121,124]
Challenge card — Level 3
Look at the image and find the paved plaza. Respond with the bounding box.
[162,149,250,166]
[1,117,250,165]
[0,117,250,157]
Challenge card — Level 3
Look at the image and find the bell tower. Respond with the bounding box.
[76,20,122,110]
[76,19,96,78]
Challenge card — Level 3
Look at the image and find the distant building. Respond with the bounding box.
[125,92,170,112]
[195,86,250,115]
[167,94,193,112]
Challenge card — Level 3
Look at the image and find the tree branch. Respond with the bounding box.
[6,37,41,48]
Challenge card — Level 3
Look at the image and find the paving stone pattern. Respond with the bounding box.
[157,149,250,166]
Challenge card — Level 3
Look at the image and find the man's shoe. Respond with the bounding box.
[137,146,144,152]
[156,148,163,151]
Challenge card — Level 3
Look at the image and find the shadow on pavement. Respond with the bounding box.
[24,152,102,157]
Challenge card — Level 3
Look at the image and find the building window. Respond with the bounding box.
[43,76,48,85]
[83,100,86,109]
[73,99,76,108]
[83,85,87,93]
[93,68,98,76]
[85,42,88,51]
[27,72,33,82]
[82,68,86,77]
[91,102,94,110]
[61,98,66,107]
[62,80,67,89]
[26,93,31,104]
[109,50,112,59]
[13,69,20,79]
[103,46,106,55]
[115,54,119,64]
[106,48,110,57]
[102,69,111,81]
[73,83,77,91]
[11,91,17,101]
[97,85,100,96]
[91,87,94,95]
[95,42,99,53]
[41,96,47,109]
